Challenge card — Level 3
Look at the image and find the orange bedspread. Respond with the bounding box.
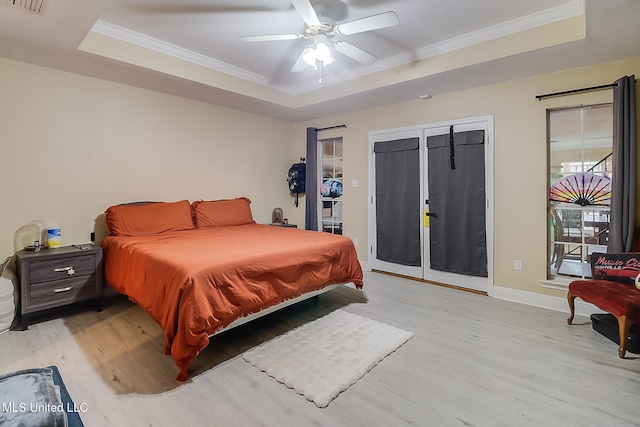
[101,224,364,380]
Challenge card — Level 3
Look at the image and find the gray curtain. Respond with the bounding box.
[427,129,487,277]
[374,138,421,266]
[608,75,637,252]
[305,127,318,231]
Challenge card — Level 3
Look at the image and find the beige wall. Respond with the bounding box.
[293,57,640,298]
[2,54,639,300]
[0,58,294,257]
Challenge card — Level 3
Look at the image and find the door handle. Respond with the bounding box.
[425,212,437,217]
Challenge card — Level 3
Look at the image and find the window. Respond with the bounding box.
[319,137,343,235]
[548,104,613,280]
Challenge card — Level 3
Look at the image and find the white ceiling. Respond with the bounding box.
[1,0,639,122]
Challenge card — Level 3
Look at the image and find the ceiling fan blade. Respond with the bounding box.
[290,0,320,27]
[241,34,302,42]
[336,11,399,35]
[333,41,377,65]
[291,47,311,72]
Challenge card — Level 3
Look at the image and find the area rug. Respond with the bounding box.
[243,309,414,408]
[0,366,84,427]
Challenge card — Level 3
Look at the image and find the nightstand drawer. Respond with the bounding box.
[29,254,97,284]
[26,275,98,313]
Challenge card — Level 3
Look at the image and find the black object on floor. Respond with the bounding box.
[49,366,85,427]
[590,313,640,354]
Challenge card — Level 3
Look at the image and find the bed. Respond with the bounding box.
[101,198,364,380]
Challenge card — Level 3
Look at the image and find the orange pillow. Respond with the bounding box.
[191,197,255,228]
[105,200,195,236]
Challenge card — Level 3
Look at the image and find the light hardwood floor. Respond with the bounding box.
[1,271,640,426]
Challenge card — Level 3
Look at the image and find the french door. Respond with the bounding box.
[369,129,423,279]
[369,117,493,294]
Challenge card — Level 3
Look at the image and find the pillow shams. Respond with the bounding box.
[192,197,255,228]
[105,200,195,236]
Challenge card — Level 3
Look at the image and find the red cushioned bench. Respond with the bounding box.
[567,279,640,358]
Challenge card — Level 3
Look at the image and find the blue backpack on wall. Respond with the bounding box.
[287,158,306,207]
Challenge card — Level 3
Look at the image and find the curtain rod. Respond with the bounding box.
[315,124,347,132]
[535,83,617,101]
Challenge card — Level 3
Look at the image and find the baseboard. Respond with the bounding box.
[492,285,604,319]
[360,265,599,318]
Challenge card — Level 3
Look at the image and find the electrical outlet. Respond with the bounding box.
[514,259,523,271]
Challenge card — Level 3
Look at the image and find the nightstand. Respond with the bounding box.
[16,245,103,329]
[269,223,298,228]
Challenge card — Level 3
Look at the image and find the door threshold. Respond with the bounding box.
[371,269,488,296]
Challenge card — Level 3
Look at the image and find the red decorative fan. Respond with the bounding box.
[549,172,611,206]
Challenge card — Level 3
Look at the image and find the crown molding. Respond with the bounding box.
[89,0,584,96]
[294,0,585,92]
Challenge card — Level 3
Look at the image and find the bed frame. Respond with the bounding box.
[211,282,346,335]
[105,282,347,337]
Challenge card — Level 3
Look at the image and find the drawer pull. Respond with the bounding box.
[53,286,73,293]
[54,266,76,276]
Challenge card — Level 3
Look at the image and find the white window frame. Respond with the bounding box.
[318,137,343,235]
[544,103,613,289]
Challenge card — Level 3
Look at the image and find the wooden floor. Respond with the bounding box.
[2,271,640,426]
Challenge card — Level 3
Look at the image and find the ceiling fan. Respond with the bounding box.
[240,0,399,76]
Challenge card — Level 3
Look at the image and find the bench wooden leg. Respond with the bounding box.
[617,315,633,358]
[567,291,576,325]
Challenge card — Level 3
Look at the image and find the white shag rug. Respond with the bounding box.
[243,309,414,408]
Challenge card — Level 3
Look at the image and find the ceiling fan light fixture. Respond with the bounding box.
[302,41,335,69]
[241,0,399,77]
